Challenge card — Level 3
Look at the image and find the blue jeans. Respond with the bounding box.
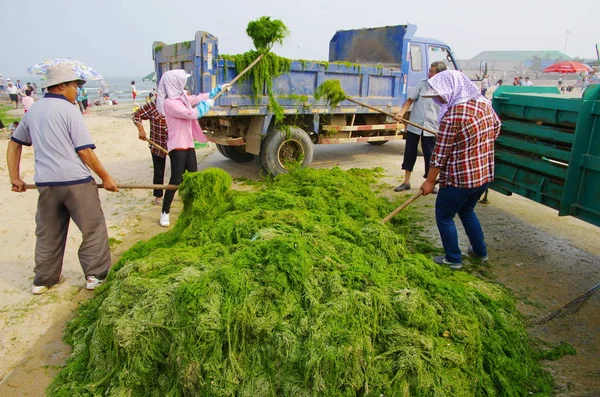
[435,183,488,263]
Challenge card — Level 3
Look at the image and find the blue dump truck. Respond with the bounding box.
[152,24,461,175]
[491,85,600,227]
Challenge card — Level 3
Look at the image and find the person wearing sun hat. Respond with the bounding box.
[6,62,119,295]
[419,70,501,270]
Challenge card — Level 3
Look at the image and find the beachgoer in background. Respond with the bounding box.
[8,121,19,135]
[81,86,89,114]
[146,92,154,103]
[16,80,23,92]
[131,80,137,104]
[21,90,34,113]
[419,70,501,270]
[0,74,5,96]
[99,80,108,101]
[31,82,38,98]
[495,79,503,87]
[7,81,19,109]
[522,77,533,86]
[156,69,231,227]
[393,61,446,193]
[76,87,84,114]
[480,74,490,97]
[518,76,523,86]
[512,77,520,86]
[6,63,118,295]
[132,99,168,205]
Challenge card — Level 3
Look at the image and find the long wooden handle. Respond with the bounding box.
[24,184,178,190]
[147,139,168,155]
[345,97,437,136]
[380,191,423,224]
[213,52,268,101]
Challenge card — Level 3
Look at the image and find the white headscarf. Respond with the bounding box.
[427,70,488,123]
[156,69,192,115]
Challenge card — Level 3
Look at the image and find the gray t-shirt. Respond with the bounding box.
[11,93,95,186]
[407,79,439,137]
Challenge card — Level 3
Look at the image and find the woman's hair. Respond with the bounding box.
[131,80,135,85]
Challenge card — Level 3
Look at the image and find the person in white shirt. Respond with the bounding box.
[522,77,533,87]
[6,81,19,109]
[131,80,137,104]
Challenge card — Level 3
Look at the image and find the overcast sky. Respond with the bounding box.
[1,0,598,78]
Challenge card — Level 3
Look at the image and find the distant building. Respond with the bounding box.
[459,51,571,73]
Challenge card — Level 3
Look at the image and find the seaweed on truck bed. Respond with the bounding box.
[49,168,553,397]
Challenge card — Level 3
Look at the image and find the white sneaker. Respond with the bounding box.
[86,276,104,290]
[160,212,170,227]
[31,285,48,295]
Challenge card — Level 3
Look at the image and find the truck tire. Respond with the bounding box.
[367,140,389,145]
[220,145,255,163]
[258,127,314,176]
[216,144,231,159]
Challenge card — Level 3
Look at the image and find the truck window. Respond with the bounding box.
[427,46,457,70]
[410,44,423,71]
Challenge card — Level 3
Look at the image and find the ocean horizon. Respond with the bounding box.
[6,75,157,104]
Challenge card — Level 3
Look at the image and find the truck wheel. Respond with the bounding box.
[258,127,314,176]
[220,145,255,163]
[216,144,231,159]
[367,140,389,145]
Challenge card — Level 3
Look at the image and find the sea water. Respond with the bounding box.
[9,75,157,104]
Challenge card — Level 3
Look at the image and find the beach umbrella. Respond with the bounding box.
[142,71,157,82]
[543,61,593,74]
[27,58,104,80]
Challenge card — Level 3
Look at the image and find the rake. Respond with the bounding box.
[532,282,600,325]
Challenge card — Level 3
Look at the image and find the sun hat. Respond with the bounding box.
[42,63,86,89]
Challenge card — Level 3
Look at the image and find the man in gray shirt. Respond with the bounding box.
[394,61,447,192]
[7,63,119,295]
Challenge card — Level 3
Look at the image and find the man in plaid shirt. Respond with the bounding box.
[420,70,501,269]
[132,100,168,204]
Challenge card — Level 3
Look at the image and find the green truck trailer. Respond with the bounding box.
[491,84,600,227]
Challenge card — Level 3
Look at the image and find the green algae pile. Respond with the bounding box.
[314,80,347,108]
[49,168,552,396]
[246,16,289,52]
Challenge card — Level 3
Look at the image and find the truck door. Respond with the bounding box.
[407,43,426,92]
[426,45,459,71]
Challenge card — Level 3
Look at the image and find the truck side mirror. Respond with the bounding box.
[480,61,488,78]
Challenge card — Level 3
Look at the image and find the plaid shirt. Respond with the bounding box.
[430,99,501,188]
[132,101,168,158]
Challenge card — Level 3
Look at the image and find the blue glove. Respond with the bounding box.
[197,99,215,118]
[208,85,222,99]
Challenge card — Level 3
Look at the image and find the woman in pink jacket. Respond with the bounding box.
[156,69,230,227]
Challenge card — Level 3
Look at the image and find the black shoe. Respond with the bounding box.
[394,183,411,192]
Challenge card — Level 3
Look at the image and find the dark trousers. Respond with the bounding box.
[402,132,436,178]
[34,181,111,286]
[435,183,488,263]
[162,149,197,214]
[151,153,167,198]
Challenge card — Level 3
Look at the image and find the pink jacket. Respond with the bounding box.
[163,93,209,152]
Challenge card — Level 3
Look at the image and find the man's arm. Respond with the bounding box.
[77,148,118,192]
[6,140,26,192]
[394,98,415,121]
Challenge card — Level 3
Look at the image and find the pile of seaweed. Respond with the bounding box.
[49,168,552,396]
